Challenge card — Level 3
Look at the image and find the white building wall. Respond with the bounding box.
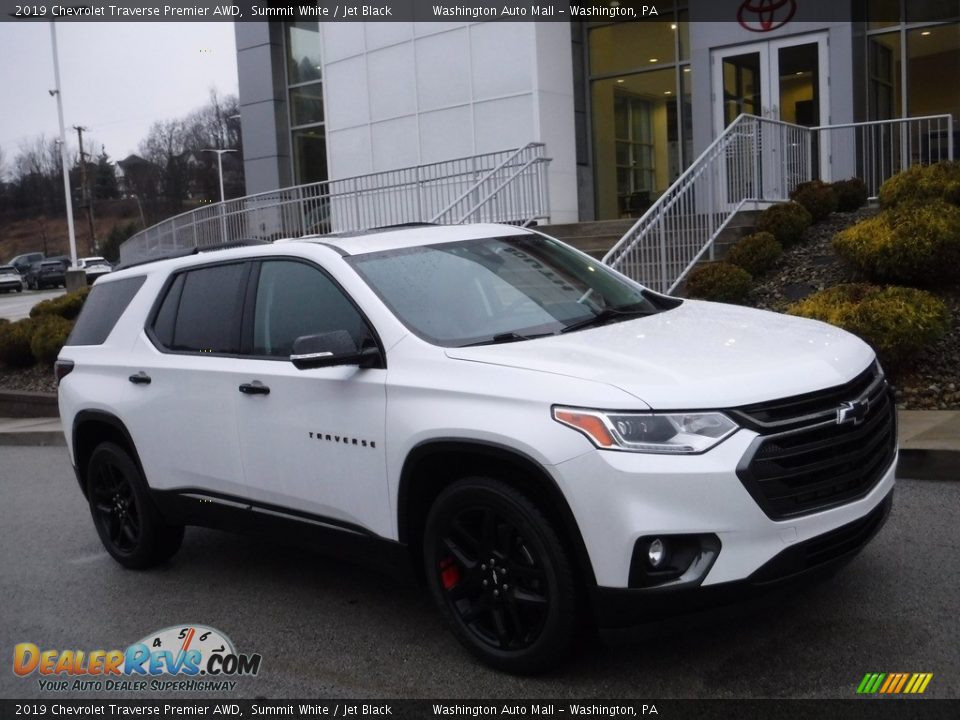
[319,22,579,223]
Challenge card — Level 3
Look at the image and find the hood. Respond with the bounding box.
[444,300,875,409]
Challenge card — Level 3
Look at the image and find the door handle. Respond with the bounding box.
[128,372,151,385]
[239,381,270,396]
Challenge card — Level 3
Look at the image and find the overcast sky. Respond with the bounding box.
[0,22,239,175]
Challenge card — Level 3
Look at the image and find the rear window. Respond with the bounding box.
[150,263,247,354]
[66,276,147,346]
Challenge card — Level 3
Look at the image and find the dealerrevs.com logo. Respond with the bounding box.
[13,625,262,693]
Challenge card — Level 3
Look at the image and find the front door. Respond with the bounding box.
[233,258,390,538]
[712,33,831,199]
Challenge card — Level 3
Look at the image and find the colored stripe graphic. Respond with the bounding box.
[857,673,933,694]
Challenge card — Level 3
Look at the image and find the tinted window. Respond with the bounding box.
[252,260,369,357]
[164,263,247,354]
[66,276,146,346]
[151,273,185,348]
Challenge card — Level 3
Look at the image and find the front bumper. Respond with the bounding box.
[0,279,22,290]
[552,428,897,590]
[591,488,892,629]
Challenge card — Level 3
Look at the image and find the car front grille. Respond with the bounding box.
[730,362,897,520]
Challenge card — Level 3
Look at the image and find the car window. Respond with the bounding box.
[156,263,247,354]
[252,259,370,358]
[66,276,146,346]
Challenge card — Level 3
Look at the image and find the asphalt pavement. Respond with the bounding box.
[1,446,958,700]
[0,287,65,321]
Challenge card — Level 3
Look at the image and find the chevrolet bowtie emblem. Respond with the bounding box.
[837,398,870,426]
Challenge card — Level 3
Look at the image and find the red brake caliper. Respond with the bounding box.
[439,557,460,590]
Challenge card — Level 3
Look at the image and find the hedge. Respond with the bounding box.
[755,202,813,247]
[684,262,753,304]
[725,232,782,277]
[787,284,949,368]
[790,180,838,222]
[878,161,960,209]
[30,287,90,321]
[831,178,868,212]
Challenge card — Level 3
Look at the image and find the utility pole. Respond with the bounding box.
[49,22,77,269]
[74,125,96,254]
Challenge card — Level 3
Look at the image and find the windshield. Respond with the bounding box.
[349,233,675,347]
[0,267,17,276]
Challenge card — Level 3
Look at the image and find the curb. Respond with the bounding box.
[0,430,65,447]
[0,390,58,419]
[897,450,959,482]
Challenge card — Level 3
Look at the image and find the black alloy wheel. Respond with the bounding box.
[424,477,576,674]
[86,442,184,569]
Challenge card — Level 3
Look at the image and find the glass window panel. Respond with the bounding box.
[778,42,821,126]
[171,264,247,354]
[722,52,762,126]
[286,22,322,85]
[907,24,960,119]
[292,128,328,185]
[868,32,902,119]
[290,83,324,127]
[591,69,679,220]
[589,22,676,75]
[867,0,900,28]
[253,260,369,357]
[677,10,690,61]
[906,0,960,23]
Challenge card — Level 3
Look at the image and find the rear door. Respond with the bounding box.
[130,261,252,498]
[232,258,390,537]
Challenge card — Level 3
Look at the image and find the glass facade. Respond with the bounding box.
[587,6,693,220]
[285,22,328,185]
[865,1,960,122]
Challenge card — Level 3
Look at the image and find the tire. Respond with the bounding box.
[423,477,577,674]
[86,442,184,569]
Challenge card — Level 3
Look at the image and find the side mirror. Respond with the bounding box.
[290,331,380,370]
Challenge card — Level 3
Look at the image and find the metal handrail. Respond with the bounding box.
[430,143,544,223]
[603,113,955,294]
[120,144,552,264]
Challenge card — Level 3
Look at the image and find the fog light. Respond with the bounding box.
[648,538,666,568]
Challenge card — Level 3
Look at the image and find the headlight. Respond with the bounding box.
[552,407,738,454]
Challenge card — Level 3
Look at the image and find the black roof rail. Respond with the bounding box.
[113,238,271,272]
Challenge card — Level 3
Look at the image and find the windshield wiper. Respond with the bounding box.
[460,331,553,347]
[560,306,655,334]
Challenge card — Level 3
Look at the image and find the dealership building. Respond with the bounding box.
[234,1,959,226]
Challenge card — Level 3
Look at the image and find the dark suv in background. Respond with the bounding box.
[26,259,67,290]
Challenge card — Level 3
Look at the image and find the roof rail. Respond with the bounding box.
[114,238,270,271]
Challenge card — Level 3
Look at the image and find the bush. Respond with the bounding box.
[787,284,950,368]
[878,162,960,209]
[30,287,90,321]
[684,262,753,304]
[101,221,140,263]
[725,232,782,277]
[789,180,838,222]
[0,319,37,368]
[833,200,960,286]
[30,316,74,366]
[755,202,813,247]
[831,178,869,212]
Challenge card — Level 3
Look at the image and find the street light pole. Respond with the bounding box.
[202,148,236,245]
[49,22,78,268]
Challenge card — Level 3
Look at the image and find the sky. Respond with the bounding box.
[0,22,239,175]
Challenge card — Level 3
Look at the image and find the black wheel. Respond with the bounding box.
[16,287,22,293]
[86,442,184,569]
[423,477,577,674]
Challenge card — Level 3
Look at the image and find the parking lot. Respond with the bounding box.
[0,445,957,700]
[0,287,65,321]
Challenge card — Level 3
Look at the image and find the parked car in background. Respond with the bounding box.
[0,265,24,293]
[26,259,67,290]
[77,257,113,284]
[7,252,44,277]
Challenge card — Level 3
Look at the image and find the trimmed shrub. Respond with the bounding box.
[755,201,813,247]
[684,262,753,304]
[0,319,37,368]
[30,316,74,366]
[30,287,90,321]
[787,284,949,368]
[878,161,960,209]
[725,232,782,277]
[833,200,960,286]
[790,180,838,222]
[831,178,869,212]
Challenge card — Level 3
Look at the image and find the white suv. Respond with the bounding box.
[57,224,896,673]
